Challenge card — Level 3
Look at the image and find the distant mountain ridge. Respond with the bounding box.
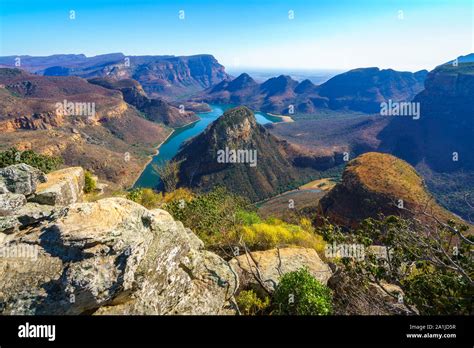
[0,53,231,100]
[317,68,428,113]
[377,61,474,219]
[198,68,427,114]
[0,53,125,72]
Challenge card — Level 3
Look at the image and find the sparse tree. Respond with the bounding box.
[152,159,183,193]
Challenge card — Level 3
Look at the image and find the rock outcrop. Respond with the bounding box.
[0,163,46,196]
[0,202,57,234]
[30,167,85,206]
[0,192,26,216]
[230,247,332,295]
[0,198,237,315]
[0,164,238,315]
[0,164,78,233]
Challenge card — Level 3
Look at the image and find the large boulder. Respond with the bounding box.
[29,167,84,206]
[0,198,237,315]
[0,164,46,196]
[229,247,332,295]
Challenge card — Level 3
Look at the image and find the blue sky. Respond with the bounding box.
[0,0,472,71]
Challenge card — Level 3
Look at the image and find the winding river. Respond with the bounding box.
[134,104,281,188]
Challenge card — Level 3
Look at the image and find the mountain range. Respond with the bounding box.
[269,57,474,219]
[196,68,427,114]
[378,59,474,219]
[0,53,230,100]
[1,52,473,220]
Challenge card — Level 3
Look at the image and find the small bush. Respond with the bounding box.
[165,187,250,245]
[236,210,261,225]
[402,264,472,315]
[0,147,63,173]
[273,267,333,315]
[126,188,163,209]
[161,187,195,204]
[84,171,97,194]
[236,290,270,315]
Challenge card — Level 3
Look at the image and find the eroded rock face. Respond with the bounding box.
[29,167,84,206]
[0,198,237,315]
[229,247,332,295]
[0,164,47,196]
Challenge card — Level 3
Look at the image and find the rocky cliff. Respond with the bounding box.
[88,77,199,127]
[0,68,172,188]
[0,164,238,315]
[317,68,427,113]
[377,62,474,219]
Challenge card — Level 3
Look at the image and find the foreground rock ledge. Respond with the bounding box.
[0,198,238,315]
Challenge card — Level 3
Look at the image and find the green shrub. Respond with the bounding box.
[0,147,63,173]
[318,216,473,315]
[236,290,270,315]
[163,187,327,254]
[273,267,333,315]
[236,210,261,225]
[402,264,473,315]
[126,188,163,209]
[84,171,97,194]
[165,186,250,245]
